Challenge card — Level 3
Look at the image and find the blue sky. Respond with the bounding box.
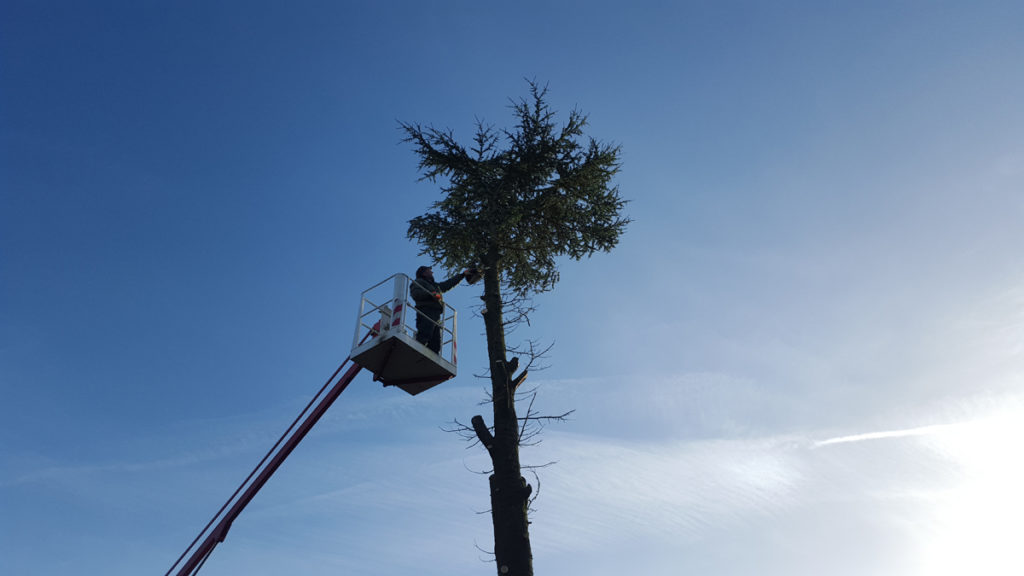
[3,1,1023,575]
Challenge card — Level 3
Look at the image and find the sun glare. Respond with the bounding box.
[918,405,1024,575]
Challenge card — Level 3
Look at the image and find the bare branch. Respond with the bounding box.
[519,410,575,423]
[506,339,554,374]
[521,461,559,471]
[460,458,493,476]
[474,541,495,562]
[525,469,542,512]
[440,418,484,446]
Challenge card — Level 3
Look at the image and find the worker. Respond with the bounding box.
[410,265,477,353]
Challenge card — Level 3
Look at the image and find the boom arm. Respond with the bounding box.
[172,361,363,576]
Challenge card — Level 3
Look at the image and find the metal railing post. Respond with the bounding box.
[392,274,408,336]
[353,294,367,349]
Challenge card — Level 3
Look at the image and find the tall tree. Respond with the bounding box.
[402,82,628,576]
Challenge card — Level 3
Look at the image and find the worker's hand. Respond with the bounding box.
[432,292,442,300]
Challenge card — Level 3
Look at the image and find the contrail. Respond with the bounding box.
[814,422,960,447]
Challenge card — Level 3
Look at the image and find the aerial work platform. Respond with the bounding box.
[166,273,461,576]
[350,273,457,395]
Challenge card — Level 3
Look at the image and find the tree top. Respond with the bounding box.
[402,81,629,298]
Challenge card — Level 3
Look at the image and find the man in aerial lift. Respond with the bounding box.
[410,265,480,354]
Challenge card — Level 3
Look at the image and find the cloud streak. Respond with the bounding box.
[813,422,962,447]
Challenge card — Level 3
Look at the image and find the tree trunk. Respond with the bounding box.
[476,258,533,576]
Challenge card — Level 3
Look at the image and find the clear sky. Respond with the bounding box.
[3,1,1023,575]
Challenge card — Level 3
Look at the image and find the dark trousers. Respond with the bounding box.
[415,308,442,353]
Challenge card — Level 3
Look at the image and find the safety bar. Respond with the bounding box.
[352,273,457,365]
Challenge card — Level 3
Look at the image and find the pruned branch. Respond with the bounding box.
[471,415,495,455]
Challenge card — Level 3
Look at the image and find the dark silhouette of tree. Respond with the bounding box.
[401,81,628,576]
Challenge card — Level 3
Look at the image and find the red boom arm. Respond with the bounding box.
[172,361,363,576]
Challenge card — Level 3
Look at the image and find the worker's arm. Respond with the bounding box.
[436,274,465,293]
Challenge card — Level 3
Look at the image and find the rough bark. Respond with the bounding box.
[474,257,533,576]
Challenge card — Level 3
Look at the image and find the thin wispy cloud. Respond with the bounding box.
[4,4,1022,575]
[814,422,962,447]
[527,432,804,552]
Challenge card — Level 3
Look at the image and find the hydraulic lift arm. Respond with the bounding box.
[170,361,363,576]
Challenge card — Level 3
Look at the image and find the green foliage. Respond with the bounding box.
[402,81,629,298]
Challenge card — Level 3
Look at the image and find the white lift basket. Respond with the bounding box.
[350,273,457,395]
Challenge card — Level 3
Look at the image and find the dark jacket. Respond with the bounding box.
[410,274,462,313]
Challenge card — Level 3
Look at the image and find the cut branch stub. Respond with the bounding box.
[511,370,528,393]
[472,415,495,455]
